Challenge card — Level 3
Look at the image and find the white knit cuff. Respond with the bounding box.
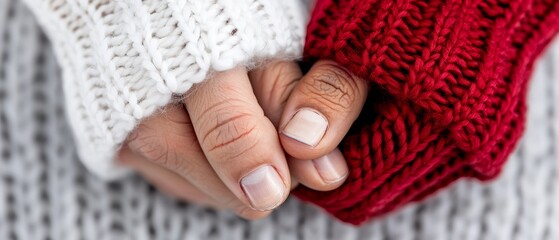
[22,0,308,179]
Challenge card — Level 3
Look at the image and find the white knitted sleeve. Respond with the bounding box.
[20,0,308,179]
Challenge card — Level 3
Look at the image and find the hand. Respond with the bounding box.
[118,61,368,220]
[251,61,368,189]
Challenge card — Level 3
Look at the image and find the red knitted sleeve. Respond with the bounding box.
[294,0,559,225]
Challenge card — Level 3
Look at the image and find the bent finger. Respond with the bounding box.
[279,60,368,160]
[122,105,271,220]
[118,145,221,209]
[184,68,290,211]
[249,61,350,191]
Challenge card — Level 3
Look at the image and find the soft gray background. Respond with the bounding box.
[1,0,559,239]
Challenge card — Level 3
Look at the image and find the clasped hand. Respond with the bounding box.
[117,61,368,220]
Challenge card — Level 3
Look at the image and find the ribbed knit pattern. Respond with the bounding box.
[295,0,559,225]
[2,2,559,239]
[18,0,307,179]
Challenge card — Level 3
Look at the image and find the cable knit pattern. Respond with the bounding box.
[17,0,307,179]
[294,0,559,224]
[2,2,559,238]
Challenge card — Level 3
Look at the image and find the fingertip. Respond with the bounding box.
[281,108,328,148]
[289,149,348,191]
[240,165,289,211]
[278,60,367,161]
[184,68,291,212]
[312,149,348,185]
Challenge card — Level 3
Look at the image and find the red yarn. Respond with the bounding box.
[294,0,559,225]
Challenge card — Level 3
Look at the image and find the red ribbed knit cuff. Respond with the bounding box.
[295,0,559,225]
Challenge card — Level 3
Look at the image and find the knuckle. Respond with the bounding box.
[303,63,360,110]
[252,62,299,124]
[137,138,170,165]
[165,151,195,177]
[129,126,179,169]
[269,62,301,89]
[201,110,261,159]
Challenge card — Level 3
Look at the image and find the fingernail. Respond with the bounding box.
[313,149,348,184]
[282,108,328,147]
[240,165,286,211]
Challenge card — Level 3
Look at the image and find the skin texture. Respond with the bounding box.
[118,60,368,220]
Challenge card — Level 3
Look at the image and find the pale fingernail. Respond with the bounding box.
[282,108,328,147]
[240,165,286,211]
[313,149,348,184]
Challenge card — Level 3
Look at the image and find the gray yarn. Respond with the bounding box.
[1,1,559,239]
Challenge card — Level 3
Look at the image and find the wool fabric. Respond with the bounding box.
[295,0,559,225]
[18,0,307,179]
[4,1,559,238]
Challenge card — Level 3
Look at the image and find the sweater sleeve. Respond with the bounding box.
[294,0,559,225]
[20,0,308,179]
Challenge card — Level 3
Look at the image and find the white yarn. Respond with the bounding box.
[17,0,307,179]
[2,1,559,239]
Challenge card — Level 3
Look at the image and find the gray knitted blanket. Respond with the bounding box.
[1,1,558,239]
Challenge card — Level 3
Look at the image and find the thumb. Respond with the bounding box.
[278,60,368,160]
[249,60,368,191]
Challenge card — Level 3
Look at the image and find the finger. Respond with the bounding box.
[184,68,290,211]
[249,61,302,127]
[288,149,348,191]
[249,61,349,190]
[118,145,221,209]
[278,60,368,160]
[123,105,271,220]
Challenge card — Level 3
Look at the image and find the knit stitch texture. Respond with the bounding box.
[295,0,559,225]
[18,0,307,179]
[2,1,559,239]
